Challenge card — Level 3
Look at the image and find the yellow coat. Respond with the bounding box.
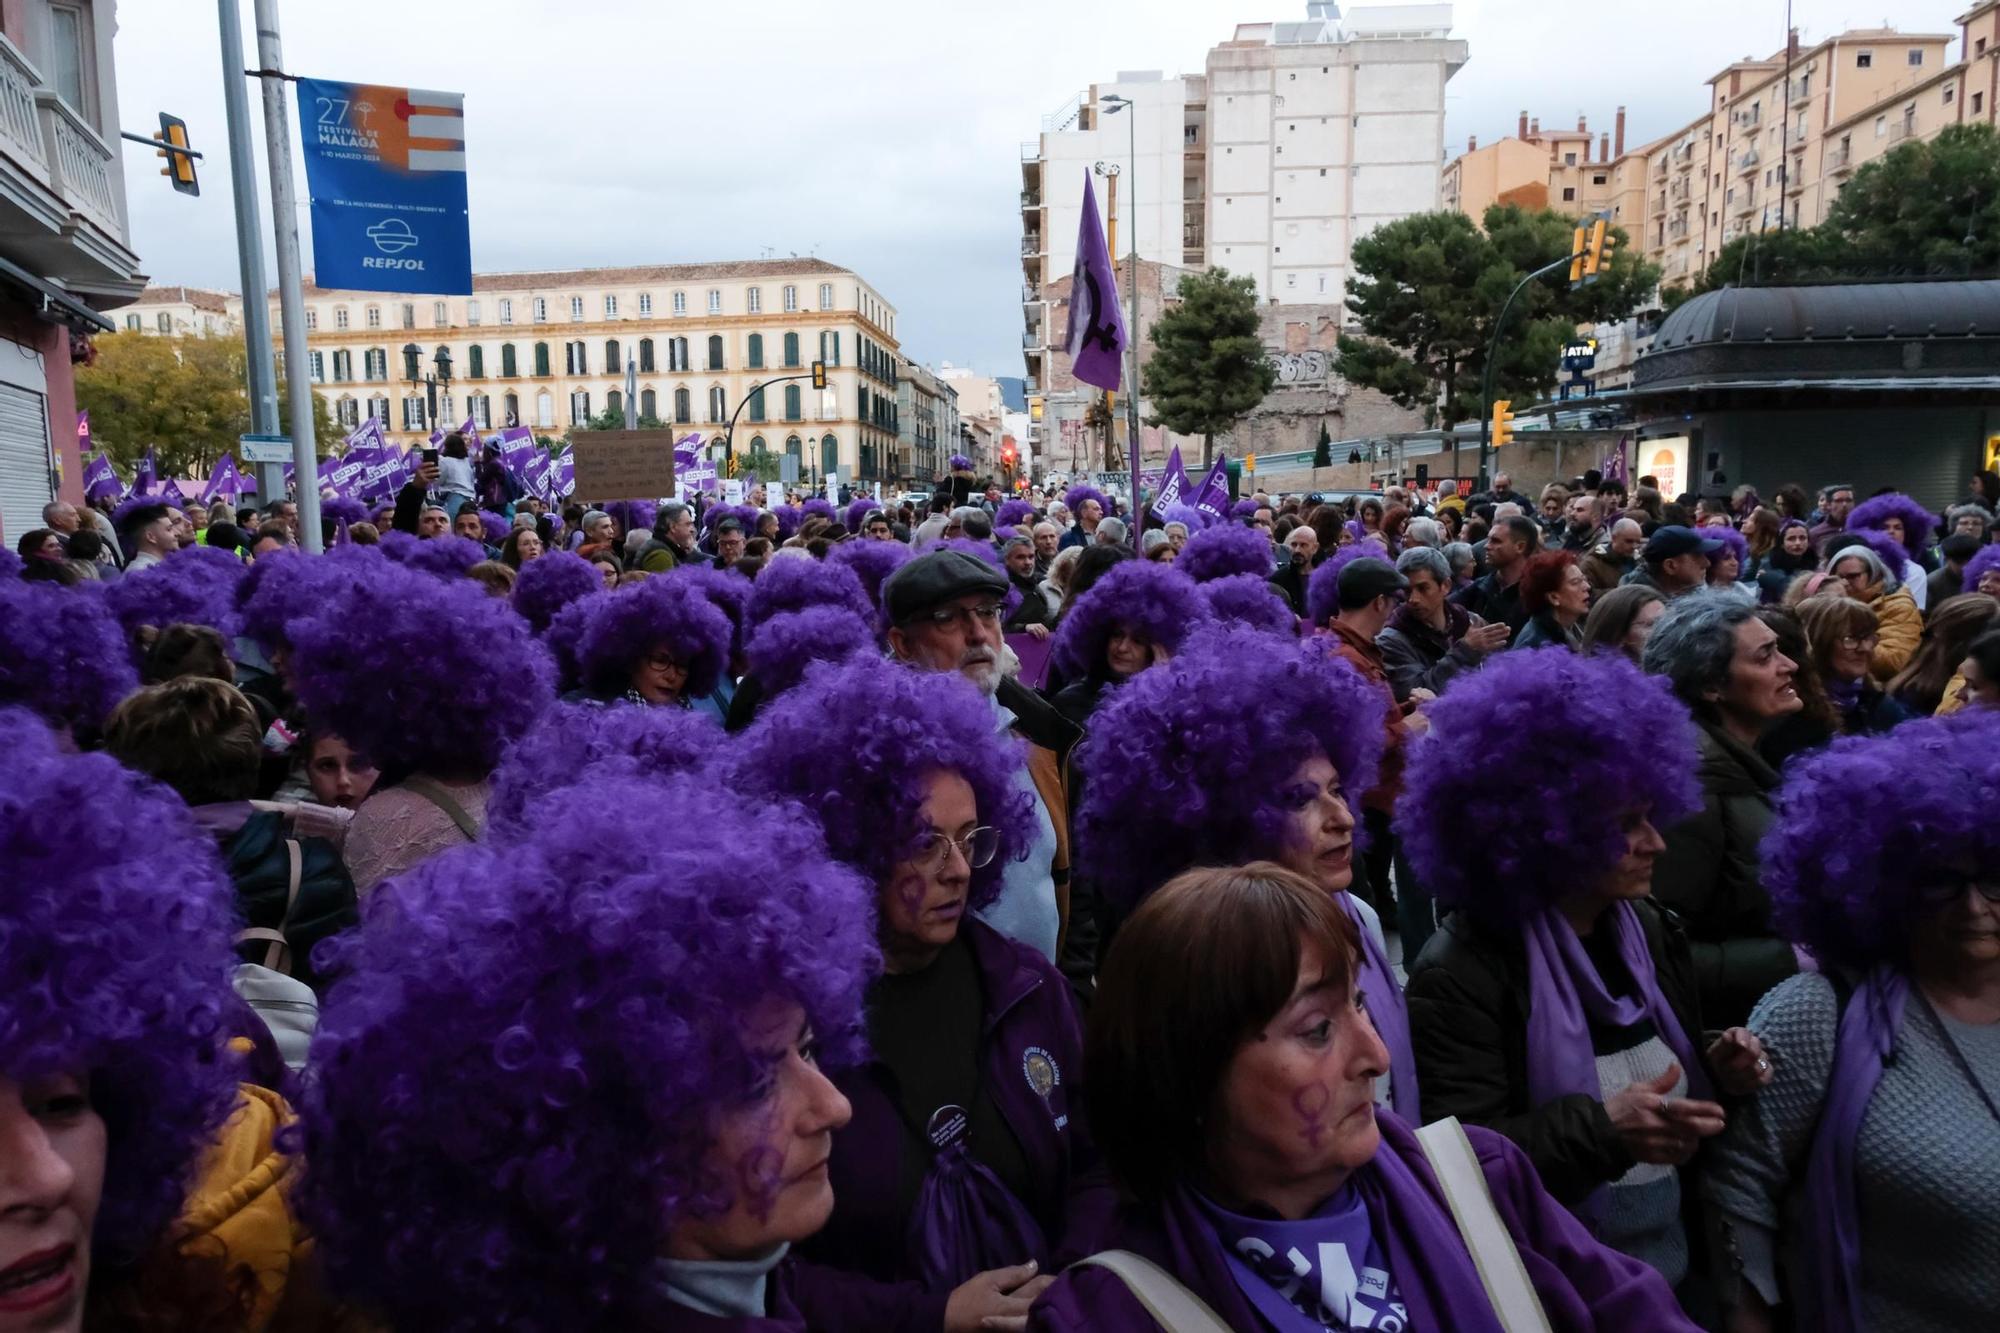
[1868,587,1922,684]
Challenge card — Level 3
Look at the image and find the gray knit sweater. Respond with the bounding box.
[1702,972,2000,1332]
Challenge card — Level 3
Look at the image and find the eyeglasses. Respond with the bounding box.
[1917,877,2000,907]
[920,603,1003,631]
[911,826,999,871]
[1838,634,1880,653]
[642,651,684,673]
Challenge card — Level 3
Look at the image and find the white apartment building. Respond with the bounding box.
[118,285,241,338]
[1019,2,1465,392]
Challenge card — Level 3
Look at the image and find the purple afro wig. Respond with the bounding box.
[0,578,138,733]
[669,563,754,662]
[1395,648,1700,921]
[603,499,657,539]
[297,776,877,1331]
[509,548,603,634]
[0,548,21,580]
[1051,560,1209,679]
[731,657,1036,911]
[800,497,836,524]
[825,539,913,627]
[771,503,802,540]
[744,604,882,697]
[1158,502,1212,532]
[575,576,733,702]
[1305,543,1387,626]
[1963,543,2000,591]
[844,495,881,532]
[1202,572,1300,638]
[478,510,511,544]
[702,502,756,538]
[235,546,368,651]
[320,495,370,529]
[1230,499,1261,521]
[744,553,873,627]
[103,545,245,650]
[382,530,486,579]
[1064,484,1109,517]
[1174,521,1274,585]
[0,708,240,1263]
[1825,527,1912,582]
[1075,628,1385,912]
[1707,524,1749,575]
[288,558,553,774]
[1765,711,2000,971]
[949,453,974,472]
[485,699,723,838]
[995,499,1037,532]
[1847,492,1940,563]
[541,593,594,693]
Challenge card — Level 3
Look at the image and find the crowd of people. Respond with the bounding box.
[1,443,1996,1332]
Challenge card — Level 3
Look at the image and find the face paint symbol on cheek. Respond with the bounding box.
[1291,1083,1333,1150]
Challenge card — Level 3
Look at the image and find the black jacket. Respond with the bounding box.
[218,810,357,992]
[1450,569,1531,633]
[1269,561,1310,616]
[391,480,429,536]
[1651,721,1795,1026]
[1758,688,1911,770]
[1405,900,1703,1205]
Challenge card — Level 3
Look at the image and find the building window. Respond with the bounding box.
[304,308,317,331]
[332,349,352,381]
[434,301,449,328]
[501,344,517,377]
[468,345,484,378]
[639,338,655,372]
[784,385,802,420]
[605,338,621,373]
[501,392,518,425]
[606,389,622,418]
[364,348,387,381]
[309,351,325,383]
[747,287,762,313]
[820,330,842,365]
[402,397,426,431]
[604,294,618,318]
[532,297,548,322]
[673,387,691,423]
[785,433,802,459]
[466,299,481,326]
[1908,48,1924,66]
[536,391,554,428]
[1592,173,1607,185]
[470,395,491,429]
[534,342,551,377]
[123,312,138,331]
[564,296,580,321]
[1945,84,1956,105]
[331,397,355,429]
[1564,152,1577,165]
[822,434,838,475]
[708,386,726,421]
[155,311,171,333]
[749,387,766,422]
[366,305,382,329]
[783,285,798,312]
[565,341,587,375]
[570,391,590,423]
[46,3,95,125]
[1561,186,1576,201]
[401,303,416,329]
[1856,51,1873,68]
[499,298,513,324]
[707,334,725,370]
[368,395,390,424]
[819,283,834,310]
[639,292,653,316]
[783,331,800,368]
[707,290,722,314]
[1976,92,1987,115]
[668,337,689,372]
[1875,115,1887,138]
[672,291,686,315]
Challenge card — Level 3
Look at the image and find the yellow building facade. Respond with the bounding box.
[280,258,908,482]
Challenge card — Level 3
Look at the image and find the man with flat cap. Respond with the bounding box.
[1624,525,1723,599]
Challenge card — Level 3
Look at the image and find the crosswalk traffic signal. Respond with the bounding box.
[155,113,198,196]
[1491,399,1516,450]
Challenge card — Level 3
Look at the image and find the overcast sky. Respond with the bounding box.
[116,0,1971,375]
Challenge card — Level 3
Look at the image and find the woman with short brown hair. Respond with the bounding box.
[1759,597,1910,769]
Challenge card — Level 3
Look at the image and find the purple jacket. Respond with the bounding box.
[1030,1117,1697,1332]
[797,918,1114,1329]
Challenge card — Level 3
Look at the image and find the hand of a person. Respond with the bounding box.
[1604,1064,1726,1166]
[1706,1027,1774,1097]
[1408,687,1437,704]
[944,1261,1055,1333]
[1465,621,1511,653]
[1023,622,1050,640]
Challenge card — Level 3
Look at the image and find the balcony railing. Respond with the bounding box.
[1020,142,1040,162]
[1021,283,1039,304]
[1789,80,1812,106]
[1888,120,1916,144]
[1020,191,1040,210]
[0,34,50,191]
[1737,148,1760,174]
[1826,144,1852,172]
[1021,330,1042,350]
[1020,235,1042,256]
[37,92,119,240]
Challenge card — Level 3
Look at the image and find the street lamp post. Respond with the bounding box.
[1100,93,1143,547]
[402,343,454,438]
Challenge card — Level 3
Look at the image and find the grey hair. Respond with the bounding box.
[1404,517,1442,548]
[1141,528,1172,554]
[654,503,690,536]
[582,508,611,528]
[956,508,993,540]
[1947,502,1994,531]
[1612,516,1644,539]
[1442,541,1475,574]
[1492,502,1524,520]
[1824,542,1898,593]
[1396,546,1452,583]
[1095,517,1129,544]
[1164,521,1189,539]
[1003,534,1034,553]
[1642,587,1762,713]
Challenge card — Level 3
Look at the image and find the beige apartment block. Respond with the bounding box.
[277,259,909,483]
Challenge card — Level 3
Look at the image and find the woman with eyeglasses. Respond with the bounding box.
[1705,713,2000,1333]
[730,655,1111,1332]
[1822,541,1921,682]
[1758,597,1911,769]
[572,575,734,711]
[1047,560,1206,728]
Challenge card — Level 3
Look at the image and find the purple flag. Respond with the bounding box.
[1063,170,1129,392]
[549,450,575,501]
[133,446,157,496]
[342,416,386,456]
[458,416,482,450]
[1191,456,1231,522]
[83,451,122,502]
[161,479,188,508]
[200,455,243,505]
[1150,446,1193,515]
[494,426,536,485]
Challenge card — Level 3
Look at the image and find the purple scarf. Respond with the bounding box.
[1800,966,1909,1333]
[1523,903,1711,1217]
[1341,894,1421,1122]
[1192,1183,1406,1331]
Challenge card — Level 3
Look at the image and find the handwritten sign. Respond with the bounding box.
[570,430,677,501]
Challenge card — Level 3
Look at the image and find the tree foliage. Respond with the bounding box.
[575,404,666,433]
[1313,420,1332,469]
[1664,123,2000,304]
[1336,204,1659,426]
[76,331,333,478]
[1141,268,1276,465]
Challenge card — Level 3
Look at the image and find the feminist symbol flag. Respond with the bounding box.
[1063,170,1128,392]
[83,451,122,502]
[1150,446,1193,515]
[133,446,158,497]
[1191,456,1232,523]
[200,455,246,504]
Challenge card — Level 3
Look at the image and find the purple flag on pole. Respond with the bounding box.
[160,479,187,508]
[458,417,482,450]
[83,451,122,502]
[1063,170,1128,393]
[200,455,242,504]
[550,450,575,501]
[133,446,157,496]
[1191,456,1231,522]
[1150,446,1193,515]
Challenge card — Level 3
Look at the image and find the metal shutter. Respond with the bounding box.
[0,383,52,543]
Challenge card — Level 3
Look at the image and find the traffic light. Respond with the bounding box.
[1001,443,1016,470]
[1582,217,1614,281]
[1567,223,1589,286]
[1491,399,1516,450]
[155,113,198,196]
[1245,452,1257,475]
[810,360,827,390]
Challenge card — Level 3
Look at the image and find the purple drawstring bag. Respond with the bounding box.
[905,1104,1048,1289]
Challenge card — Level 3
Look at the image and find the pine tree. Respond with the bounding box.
[1142,268,1275,466]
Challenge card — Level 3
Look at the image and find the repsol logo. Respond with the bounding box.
[362,257,426,270]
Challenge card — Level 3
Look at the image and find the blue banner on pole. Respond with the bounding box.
[296,78,471,294]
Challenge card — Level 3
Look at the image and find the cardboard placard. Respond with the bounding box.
[570,430,677,501]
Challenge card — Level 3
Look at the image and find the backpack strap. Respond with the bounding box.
[399,775,480,840]
[1414,1117,1555,1333]
[234,837,304,974]
[1069,1250,1232,1333]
